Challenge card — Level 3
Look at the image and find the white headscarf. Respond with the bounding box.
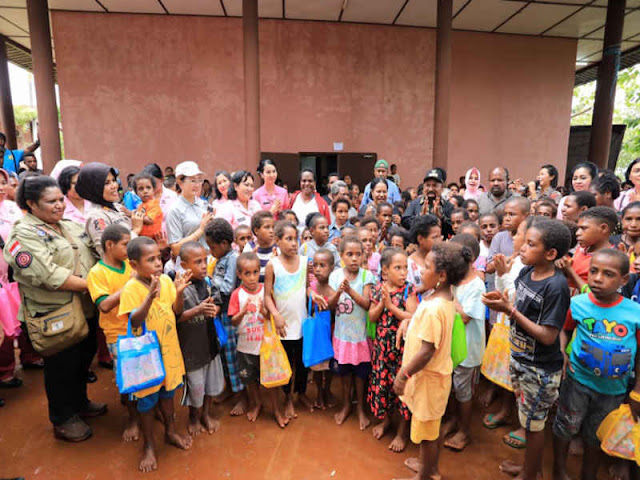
[463,167,481,200]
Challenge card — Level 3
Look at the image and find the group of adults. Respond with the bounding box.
[0,134,637,441]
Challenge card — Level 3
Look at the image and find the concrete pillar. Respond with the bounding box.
[0,37,17,150]
[26,0,61,173]
[588,0,626,169]
[432,0,452,171]
[243,0,260,171]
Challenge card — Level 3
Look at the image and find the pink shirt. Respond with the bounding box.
[252,184,289,213]
[0,200,22,225]
[226,199,261,228]
[63,197,91,224]
[0,220,11,284]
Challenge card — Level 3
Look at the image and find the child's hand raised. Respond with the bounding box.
[174,270,193,295]
[381,286,392,308]
[199,211,216,232]
[493,254,511,277]
[555,255,573,273]
[147,274,160,300]
[339,279,350,294]
[154,230,169,250]
[131,210,145,232]
[482,289,512,314]
[199,297,218,318]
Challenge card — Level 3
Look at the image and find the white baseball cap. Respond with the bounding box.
[175,161,203,178]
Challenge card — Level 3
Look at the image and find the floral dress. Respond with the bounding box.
[367,281,414,421]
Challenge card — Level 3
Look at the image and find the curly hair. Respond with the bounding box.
[578,206,619,233]
[430,242,472,287]
[529,217,572,259]
[409,214,440,244]
[204,218,234,244]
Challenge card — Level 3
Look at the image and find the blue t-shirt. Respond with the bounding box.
[567,293,640,395]
[3,149,24,174]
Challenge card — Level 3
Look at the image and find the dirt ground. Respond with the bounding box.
[1,366,589,480]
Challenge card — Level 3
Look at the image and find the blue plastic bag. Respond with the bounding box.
[302,296,334,368]
[123,191,142,211]
[116,314,166,394]
[214,316,228,348]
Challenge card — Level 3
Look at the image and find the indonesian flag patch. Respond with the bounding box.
[8,240,21,257]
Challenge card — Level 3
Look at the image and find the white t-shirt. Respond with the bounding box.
[228,284,265,355]
[291,195,319,232]
[271,255,307,340]
[453,276,486,367]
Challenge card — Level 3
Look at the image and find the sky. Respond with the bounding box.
[8,62,36,106]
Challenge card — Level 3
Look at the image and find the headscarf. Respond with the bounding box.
[75,162,118,210]
[463,167,481,200]
[50,159,82,181]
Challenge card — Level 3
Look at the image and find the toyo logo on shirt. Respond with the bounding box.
[583,317,629,338]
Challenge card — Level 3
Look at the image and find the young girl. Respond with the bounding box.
[264,221,313,423]
[328,236,375,430]
[616,201,640,269]
[393,242,473,480]
[358,226,381,278]
[368,248,418,452]
[407,214,441,296]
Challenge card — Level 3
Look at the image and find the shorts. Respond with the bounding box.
[136,386,179,413]
[552,374,625,447]
[330,359,371,380]
[410,417,441,443]
[184,355,226,408]
[237,352,260,385]
[510,359,562,432]
[452,366,479,403]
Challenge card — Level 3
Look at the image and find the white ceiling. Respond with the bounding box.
[0,0,639,72]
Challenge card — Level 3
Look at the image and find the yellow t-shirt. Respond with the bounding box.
[118,274,185,398]
[87,260,133,344]
[400,297,455,422]
[207,255,217,278]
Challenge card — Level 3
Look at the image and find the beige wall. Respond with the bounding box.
[52,11,576,189]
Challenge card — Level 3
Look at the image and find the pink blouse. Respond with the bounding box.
[0,200,22,225]
[63,197,91,224]
[226,199,261,228]
[252,184,289,212]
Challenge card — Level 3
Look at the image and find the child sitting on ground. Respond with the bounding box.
[118,236,193,473]
[554,249,640,480]
[443,234,486,452]
[86,224,135,442]
[310,248,337,410]
[177,241,225,436]
[328,236,376,430]
[205,219,245,416]
[393,242,473,480]
[483,218,572,480]
[243,211,276,282]
[368,247,417,452]
[228,252,272,423]
[133,174,163,239]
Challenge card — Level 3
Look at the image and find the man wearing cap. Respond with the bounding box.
[360,159,401,209]
[477,167,513,215]
[401,169,453,237]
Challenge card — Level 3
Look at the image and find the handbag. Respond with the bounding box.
[0,282,21,338]
[597,403,640,465]
[116,313,166,394]
[22,227,88,357]
[481,313,513,391]
[302,295,334,368]
[260,315,292,388]
[451,312,467,369]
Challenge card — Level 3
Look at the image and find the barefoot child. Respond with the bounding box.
[329,198,352,245]
[118,237,193,472]
[358,226,381,278]
[243,211,276,282]
[228,252,271,423]
[87,224,136,442]
[264,221,312,423]
[300,212,340,269]
[554,249,640,480]
[368,247,417,452]
[483,218,572,480]
[133,174,163,239]
[205,219,245,416]
[393,242,473,480]
[177,241,225,435]
[328,236,375,430]
[407,215,441,296]
[444,234,485,452]
[310,248,336,410]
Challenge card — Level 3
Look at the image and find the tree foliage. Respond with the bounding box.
[13,104,37,131]
[572,64,640,175]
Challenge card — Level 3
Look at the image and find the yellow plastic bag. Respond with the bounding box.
[260,316,292,388]
[481,313,513,392]
[596,403,640,465]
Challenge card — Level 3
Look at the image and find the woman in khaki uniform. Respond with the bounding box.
[3,176,105,442]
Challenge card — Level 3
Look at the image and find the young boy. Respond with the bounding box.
[243,211,276,282]
[228,253,270,422]
[329,198,352,244]
[444,234,486,452]
[560,191,596,223]
[133,174,163,238]
[486,197,530,275]
[205,219,245,415]
[450,208,470,236]
[483,217,572,480]
[234,224,252,253]
[535,199,558,219]
[376,201,394,245]
[177,241,225,436]
[558,206,618,291]
[554,249,640,480]
[300,212,340,268]
[118,236,193,473]
[86,224,135,441]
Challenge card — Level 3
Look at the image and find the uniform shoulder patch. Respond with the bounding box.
[15,251,32,268]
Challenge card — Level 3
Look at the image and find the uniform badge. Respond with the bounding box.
[8,240,21,257]
[15,251,32,268]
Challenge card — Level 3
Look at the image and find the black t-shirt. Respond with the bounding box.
[177,279,218,372]
[511,266,570,372]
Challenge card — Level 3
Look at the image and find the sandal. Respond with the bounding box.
[482,413,508,429]
[503,431,527,449]
[0,377,23,389]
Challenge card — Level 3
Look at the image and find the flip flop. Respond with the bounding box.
[503,431,527,449]
[482,413,508,430]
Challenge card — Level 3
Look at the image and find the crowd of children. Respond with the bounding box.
[6,159,640,480]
